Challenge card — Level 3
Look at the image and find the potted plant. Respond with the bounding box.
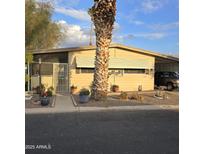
[36,84,45,95]
[47,86,54,97]
[40,85,50,106]
[79,88,90,103]
[70,85,77,94]
[40,91,50,106]
[112,85,119,92]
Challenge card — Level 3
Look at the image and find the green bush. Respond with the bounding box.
[47,86,54,97]
[79,88,90,96]
[112,85,119,92]
[47,90,52,97]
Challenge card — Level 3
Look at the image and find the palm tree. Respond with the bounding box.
[88,0,116,100]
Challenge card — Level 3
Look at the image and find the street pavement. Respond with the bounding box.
[25,110,179,154]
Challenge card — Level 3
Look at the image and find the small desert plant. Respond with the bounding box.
[112,85,119,92]
[129,92,144,102]
[37,84,46,95]
[120,92,128,100]
[70,85,77,94]
[129,92,138,100]
[79,88,90,96]
[71,85,77,89]
[48,86,54,91]
[138,85,142,91]
[155,90,163,97]
[137,94,144,102]
[163,92,169,99]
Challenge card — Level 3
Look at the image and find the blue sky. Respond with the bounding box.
[49,0,178,55]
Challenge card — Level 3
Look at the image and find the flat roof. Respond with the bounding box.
[30,43,179,62]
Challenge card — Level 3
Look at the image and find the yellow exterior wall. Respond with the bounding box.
[31,75,53,89]
[68,50,95,91]
[31,76,39,88]
[68,48,155,92]
[41,75,53,89]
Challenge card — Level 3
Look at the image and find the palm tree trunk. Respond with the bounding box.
[89,0,116,100]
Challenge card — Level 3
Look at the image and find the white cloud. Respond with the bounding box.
[37,0,80,7]
[57,20,121,47]
[148,22,179,31]
[113,32,167,42]
[55,7,91,21]
[141,0,168,13]
[133,20,145,25]
[136,32,167,39]
[57,20,93,47]
[113,22,120,33]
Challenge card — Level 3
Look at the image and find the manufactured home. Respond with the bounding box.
[30,44,179,93]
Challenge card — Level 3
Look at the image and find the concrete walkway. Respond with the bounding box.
[25,94,76,114]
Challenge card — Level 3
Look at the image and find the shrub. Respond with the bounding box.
[70,85,77,94]
[47,86,54,96]
[36,84,46,95]
[48,86,54,91]
[112,85,119,92]
[79,88,90,96]
[120,92,128,100]
[138,85,142,91]
[71,85,77,89]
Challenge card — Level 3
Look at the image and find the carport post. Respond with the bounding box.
[27,62,30,92]
[39,58,42,96]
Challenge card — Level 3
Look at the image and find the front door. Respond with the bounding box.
[53,63,68,93]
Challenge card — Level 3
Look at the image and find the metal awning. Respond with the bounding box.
[76,56,153,69]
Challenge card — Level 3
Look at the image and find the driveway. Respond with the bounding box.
[26,110,179,154]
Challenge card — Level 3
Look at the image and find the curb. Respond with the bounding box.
[51,95,56,107]
[70,94,78,107]
[78,105,179,112]
[25,105,178,114]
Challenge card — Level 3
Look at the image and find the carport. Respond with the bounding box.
[155,55,179,73]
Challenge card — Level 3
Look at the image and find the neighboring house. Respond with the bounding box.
[30,43,179,93]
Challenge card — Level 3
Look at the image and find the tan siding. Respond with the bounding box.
[41,75,53,89]
[31,76,39,88]
[31,75,53,89]
[109,74,154,91]
[111,48,155,68]
[68,48,155,92]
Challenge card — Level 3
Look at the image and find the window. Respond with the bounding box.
[33,52,68,63]
[124,69,146,74]
[31,63,53,75]
[108,69,123,76]
[76,68,94,74]
[41,64,53,75]
[32,63,39,75]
